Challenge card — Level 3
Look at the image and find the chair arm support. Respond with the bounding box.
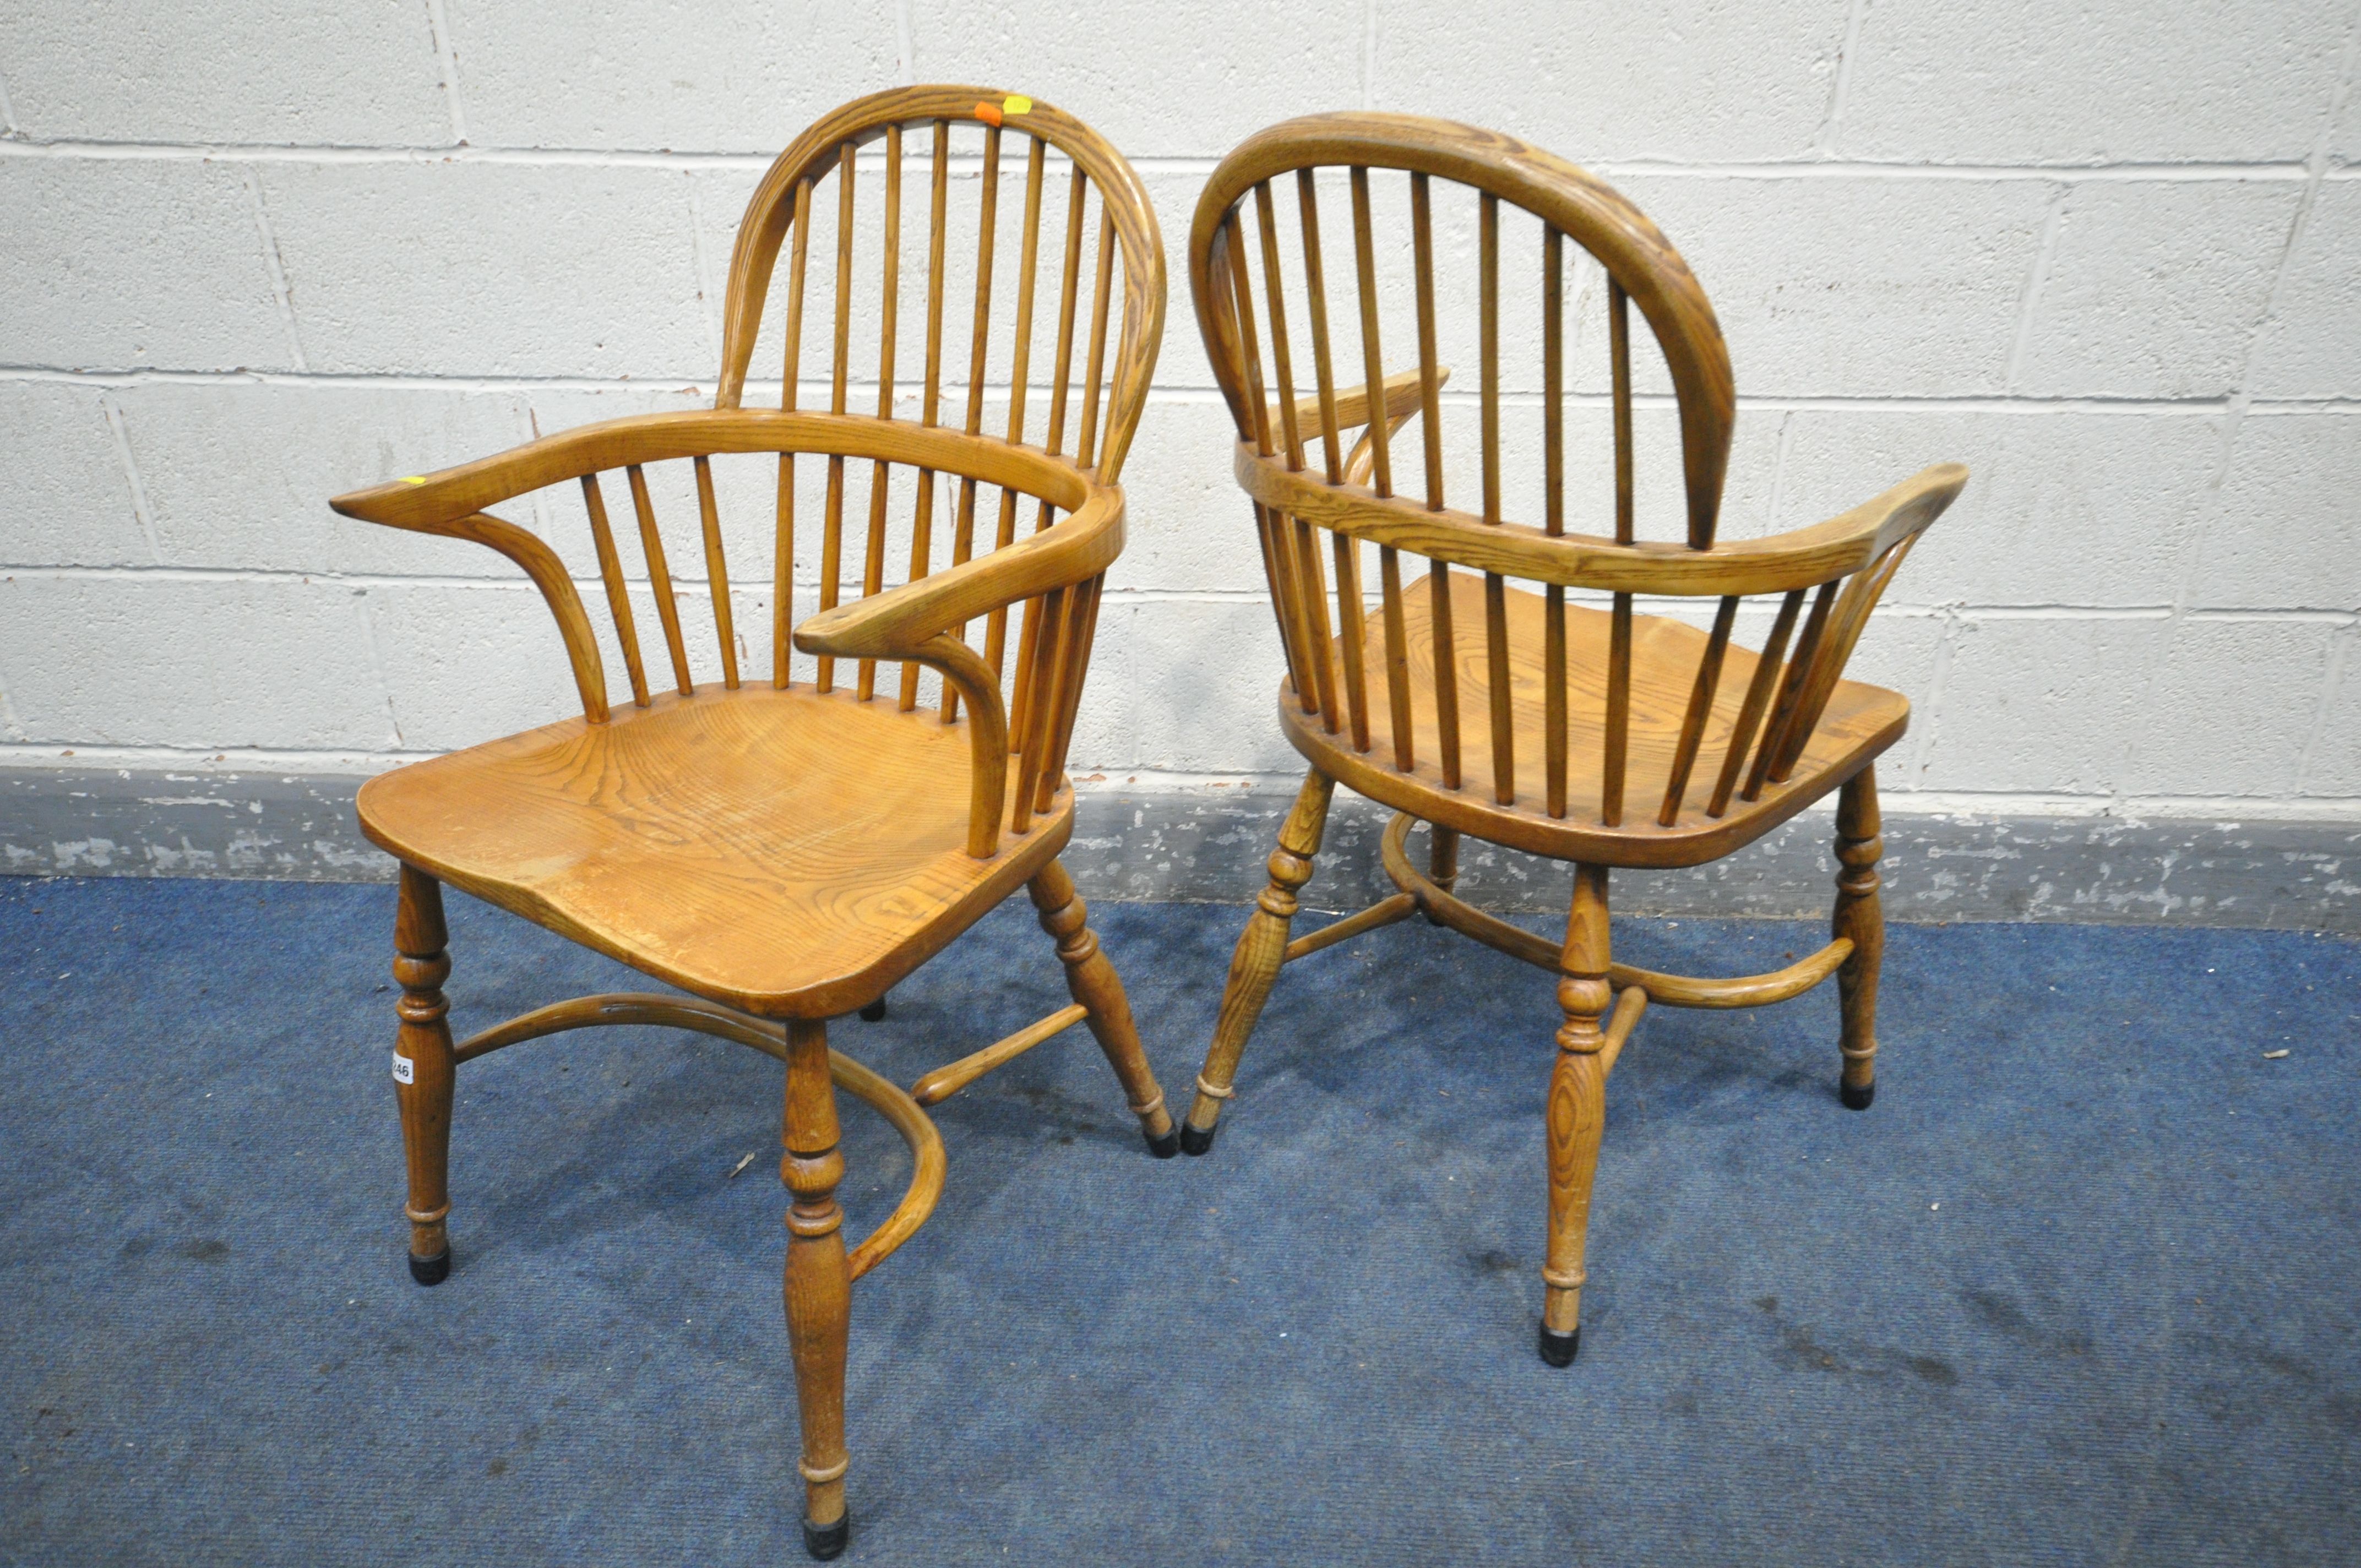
[1270,366,1437,465]
[905,633,1010,860]
[339,503,613,722]
[791,490,1124,661]
[793,494,1122,862]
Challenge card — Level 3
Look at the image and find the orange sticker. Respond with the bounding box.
[974,100,1002,127]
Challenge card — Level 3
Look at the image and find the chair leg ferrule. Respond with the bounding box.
[1538,1322,1581,1367]
[802,1512,850,1560]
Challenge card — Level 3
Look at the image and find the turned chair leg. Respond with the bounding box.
[1182,767,1336,1155]
[1832,767,1885,1111]
[1541,864,1612,1366]
[1422,825,1460,925]
[392,863,456,1286]
[1029,858,1180,1157]
[781,1017,853,1560]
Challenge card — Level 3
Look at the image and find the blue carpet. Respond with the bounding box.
[1,874,2355,1565]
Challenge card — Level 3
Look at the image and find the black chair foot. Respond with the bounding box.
[1145,1125,1182,1159]
[1537,1322,1580,1367]
[1840,1080,1875,1111]
[859,999,887,1022]
[1178,1121,1217,1157]
[802,1512,850,1561]
[409,1249,450,1287]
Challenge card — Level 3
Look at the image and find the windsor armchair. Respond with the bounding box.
[330,87,1169,1558]
[1182,115,1966,1366]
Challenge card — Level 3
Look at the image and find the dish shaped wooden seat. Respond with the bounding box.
[358,685,1075,1019]
[327,86,1171,1560]
[1298,570,1909,869]
[1180,112,1966,1370]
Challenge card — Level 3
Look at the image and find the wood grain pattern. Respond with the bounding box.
[360,686,1066,1022]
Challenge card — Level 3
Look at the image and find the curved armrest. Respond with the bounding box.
[792,472,1125,862]
[330,408,1103,723]
[332,408,1089,531]
[791,487,1123,661]
[1238,451,1967,597]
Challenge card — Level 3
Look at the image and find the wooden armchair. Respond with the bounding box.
[331,87,1169,1558]
[1180,115,1966,1365]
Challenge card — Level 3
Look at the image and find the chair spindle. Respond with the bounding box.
[817,142,856,694]
[984,138,1048,694]
[625,463,694,696]
[943,123,1003,724]
[1743,579,1840,802]
[1706,587,1805,818]
[693,456,738,689]
[857,126,904,702]
[1658,595,1739,824]
[579,472,649,709]
[900,120,953,712]
[774,177,812,689]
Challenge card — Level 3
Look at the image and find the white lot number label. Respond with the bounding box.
[392,1053,415,1085]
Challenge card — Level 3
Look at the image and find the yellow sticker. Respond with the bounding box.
[399,475,426,484]
[1002,94,1032,117]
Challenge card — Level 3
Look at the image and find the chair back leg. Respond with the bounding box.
[393,864,457,1286]
[781,1017,853,1558]
[1832,767,1886,1110]
[1541,863,1613,1365]
[1028,858,1180,1157]
[1183,767,1336,1153]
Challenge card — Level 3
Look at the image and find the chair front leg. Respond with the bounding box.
[781,1018,853,1560]
[1422,824,1460,925]
[1029,858,1180,1158]
[1182,767,1336,1155]
[392,864,456,1286]
[1832,767,1885,1110]
[1542,864,1612,1366]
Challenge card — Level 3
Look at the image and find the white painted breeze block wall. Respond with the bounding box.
[2,1,2356,824]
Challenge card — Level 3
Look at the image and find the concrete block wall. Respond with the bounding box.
[2,3,2357,873]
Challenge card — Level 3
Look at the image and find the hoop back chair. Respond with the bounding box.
[1182,114,1966,1365]
[330,86,1169,1557]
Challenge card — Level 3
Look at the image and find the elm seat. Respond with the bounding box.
[357,687,1070,1021]
[1291,572,1912,870]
